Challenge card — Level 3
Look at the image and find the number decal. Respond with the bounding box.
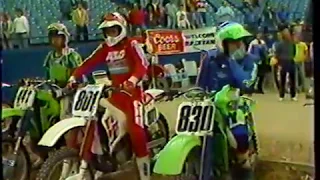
[176,101,215,135]
[74,91,86,110]
[72,84,104,117]
[74,91,99,112]
[176,105,191,131]
[13,87,36,109]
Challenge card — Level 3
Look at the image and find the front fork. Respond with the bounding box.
[199,136,214,180]
[61,120,96,179]
[12,110,33,163]
[3,110,32,178]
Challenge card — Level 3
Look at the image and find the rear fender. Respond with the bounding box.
[38,117,86,147]
[1,108,25,120]
[153,135,201,175]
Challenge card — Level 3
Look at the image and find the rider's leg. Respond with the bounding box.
[109,92,150,180]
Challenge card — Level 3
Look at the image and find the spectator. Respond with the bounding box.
[59,0,73,20]
[243,3,257,33]
[292,19,303,40]
[146,0,162,26]
[248,31,268,94]
[195,0,207,26]
[12,8,29,49]
[145,3,158,28]
[277,6,289,24]
[129,3,146,34]
[177,5,191,29]
[270,32,282,91]
[0,13,13,49]
[293,35,308,92]
[261,5,277,33]
[72,2,89,42]
[215,1,234,24]
[265,33,275,49]
[274,25,297,101]
[310,41,313,61]
[186,0,199,28]
[78,0,89,10]
[165,0,178,28]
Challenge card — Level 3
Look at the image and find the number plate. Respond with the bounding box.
[72,84,104,117]
[175,101,216,136]
[13,87,36,109]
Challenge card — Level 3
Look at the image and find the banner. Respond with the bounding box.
[182,27,217,52]
[146,29,185,55]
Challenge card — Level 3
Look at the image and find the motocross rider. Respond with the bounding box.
[44,22,83,119]
[197,22,258,173]
[68,13,151,180]
[44,23,83,88]
[29,23,83,168]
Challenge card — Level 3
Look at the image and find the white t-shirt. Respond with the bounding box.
[13,15,29,33]
[177,11,190,28]
[248,39,266,52]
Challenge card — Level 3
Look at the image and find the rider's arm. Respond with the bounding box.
[228,58,258,89]
[196,50,214,90]
[43,52,52,79]
[128,40,149,85]
[71,44,108,80]
[69,51,83,69]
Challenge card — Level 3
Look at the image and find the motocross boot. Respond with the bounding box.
[136,156,150,180]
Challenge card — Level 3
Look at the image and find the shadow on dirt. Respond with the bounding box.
[97,160,315,180]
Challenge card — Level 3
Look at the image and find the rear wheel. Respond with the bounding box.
[2,138,31,180]
[36,148,94,180]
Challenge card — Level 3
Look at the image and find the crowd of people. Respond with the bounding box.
[1,0,310,50]
[244,24,312,100]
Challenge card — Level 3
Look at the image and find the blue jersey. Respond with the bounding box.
[197,49,258,91]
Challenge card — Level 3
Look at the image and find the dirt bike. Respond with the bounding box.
[153,86,259,180]
[2,78,68,180]
[36,72,170,180]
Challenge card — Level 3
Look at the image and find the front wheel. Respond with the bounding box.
[174,147,200,180]
[2,137,31,180]
[147,114,170,156]
[36,148,94,180]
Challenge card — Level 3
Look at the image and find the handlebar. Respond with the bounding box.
[2,78,57,88]
[162,87,213,102]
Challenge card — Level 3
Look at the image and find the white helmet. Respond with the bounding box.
[98,12,127,47]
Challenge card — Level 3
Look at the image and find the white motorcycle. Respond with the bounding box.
[36,71,170,180]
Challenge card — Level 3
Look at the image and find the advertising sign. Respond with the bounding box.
[182,27,217,52]
[146,29,185,55]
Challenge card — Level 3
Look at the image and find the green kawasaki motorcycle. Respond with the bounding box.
[153,85,259,180]
[2,78,69,180]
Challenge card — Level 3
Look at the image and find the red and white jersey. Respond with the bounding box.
[72,38,149,86]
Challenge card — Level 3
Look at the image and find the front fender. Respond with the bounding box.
[153,135,201,175]
[38,117,86,147]
[1,108,25,120]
